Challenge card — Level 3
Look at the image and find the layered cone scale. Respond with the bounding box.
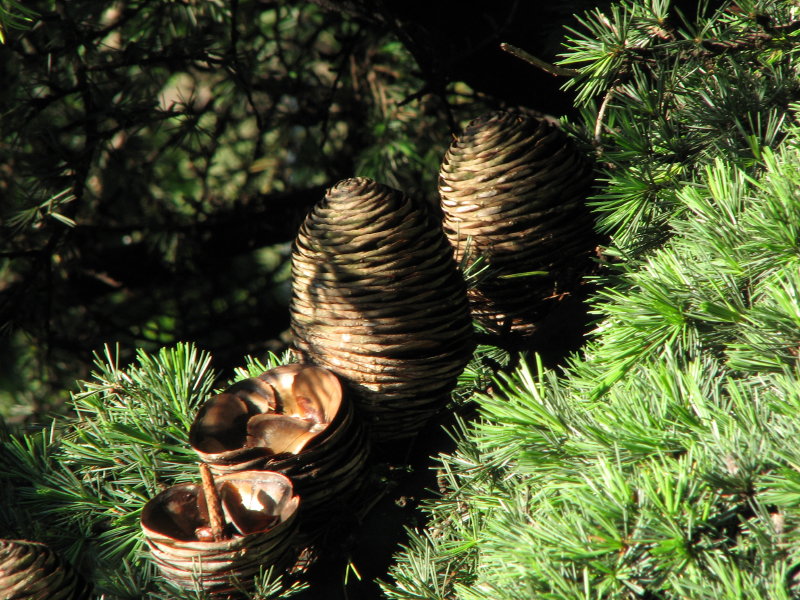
[439,108,596,337]
[189,364,370,523]
[290,177,475,440]
[0,539,91,600]
[140,470,300,595]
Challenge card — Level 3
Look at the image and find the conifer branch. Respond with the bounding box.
[594,85,618,146]
[388,4,800,599]
[499,42,579,77]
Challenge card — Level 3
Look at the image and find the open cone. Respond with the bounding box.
[439,108,596,338]
[189,364,370,523]
[290,177,475,441]
[141,470,300,595]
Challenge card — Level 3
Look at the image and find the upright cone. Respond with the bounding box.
[0,539,91,600]
[439,108,596,337]
[290,177,474,440]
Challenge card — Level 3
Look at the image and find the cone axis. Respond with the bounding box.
[290,177,474,440]
[439,108,595,337]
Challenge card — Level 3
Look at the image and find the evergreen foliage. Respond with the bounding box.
[562,0,800,252]
[6,0,800,599]
[0,0,36,43]
[0,343,307,598]
[386,1,800,598]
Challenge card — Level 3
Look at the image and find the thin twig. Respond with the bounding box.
[500,42,579,77]
[595,86,617,146]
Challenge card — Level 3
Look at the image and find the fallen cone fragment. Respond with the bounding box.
[190,364,370,521]
[141,467,300,595]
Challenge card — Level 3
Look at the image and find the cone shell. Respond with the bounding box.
[0,539,91,600]
[439,108,595,336]
[290,177,475,440]
[141,470,299,594]
[189,364,370,522]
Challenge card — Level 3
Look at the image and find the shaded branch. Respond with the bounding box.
[500,42,579,77]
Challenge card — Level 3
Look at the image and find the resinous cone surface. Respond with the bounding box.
[0,539,91,600]
[439,108,595,336]
[290,177,474,440]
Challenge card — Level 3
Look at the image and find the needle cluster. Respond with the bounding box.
[386,2,800,599]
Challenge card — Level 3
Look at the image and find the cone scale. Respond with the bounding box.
[439,108,596,338]
[0,539,91,600]
[290,177,474,441]
[140,470,300,595]
[189,364,370,523]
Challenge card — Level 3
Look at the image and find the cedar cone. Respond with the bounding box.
[290,177,475,441]
[439,108,596,338]
[189,364,370,524]
[140,470,300,595]
[0,539,91,600]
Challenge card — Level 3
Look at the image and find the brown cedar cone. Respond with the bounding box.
[0,539,91,600]
[439,108,596,339]
[290,177,475,441]
[189,364,370,525]
[140,470,300,595]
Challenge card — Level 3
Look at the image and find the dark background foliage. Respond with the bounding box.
[0,0,625,420]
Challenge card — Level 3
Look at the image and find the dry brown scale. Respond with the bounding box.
[189,364,370,525]
[290,177,475,441]
[0,538,91,600]
[140,469,300,596]
[439,107,596,338]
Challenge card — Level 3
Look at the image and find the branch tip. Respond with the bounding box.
[500,42,580,77]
